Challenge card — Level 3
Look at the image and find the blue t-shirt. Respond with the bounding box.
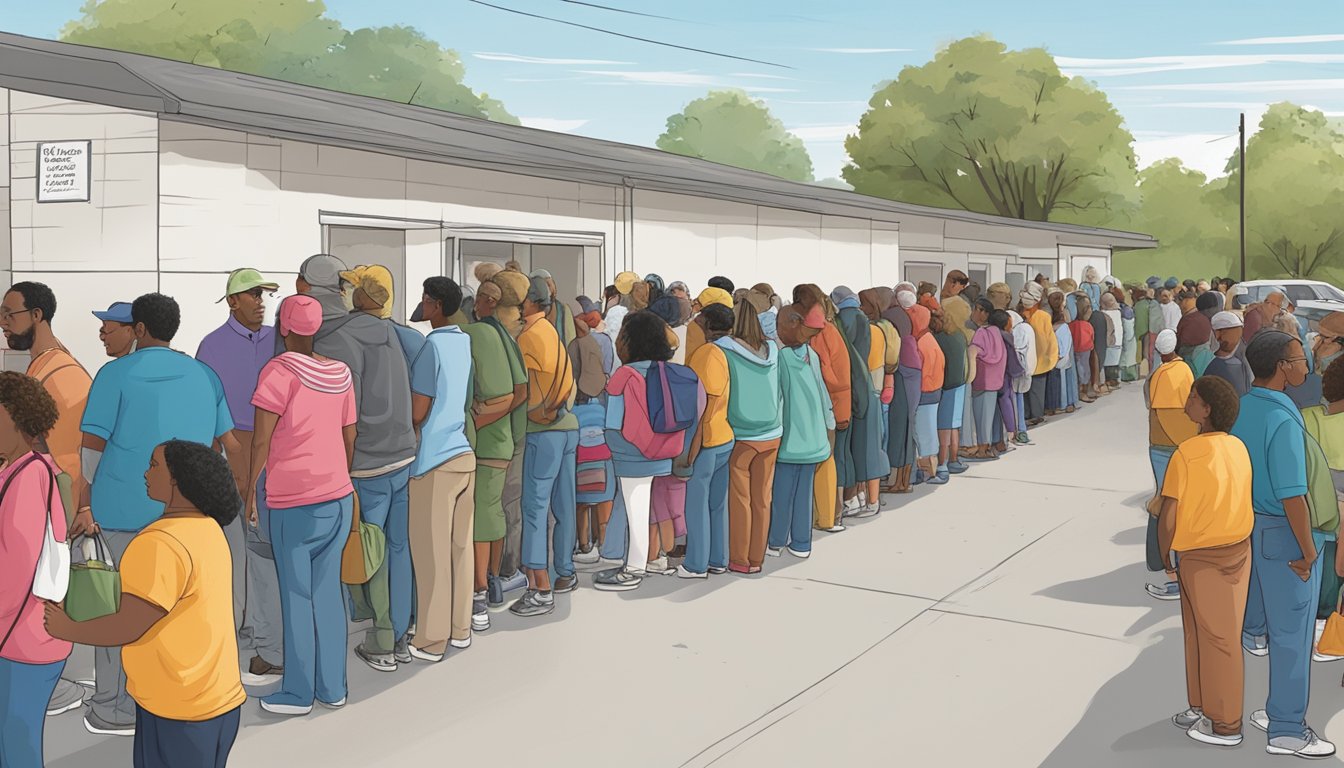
[81,347,234,531]
[1230,386,1309,517]
[393,322,426,371]
[409,326,474,477]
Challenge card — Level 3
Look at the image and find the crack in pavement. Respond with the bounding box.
[763,574,940,602]
[925,607,1134,646]
[951,474,1139,495]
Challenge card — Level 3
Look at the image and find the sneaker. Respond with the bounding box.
[574,548,602,565]
[841,498,862,518]
[450,636,472,650]
[242,655,284,686]
[1267,728,1335,758]
[1312,648,1344,663]
[1013,433,1032,446]
[1244,636,1269,657]
[409,644,444,663]
[819,523,846,533]
[912,469,928,485]
[676,565,707,579]
[553,573,580,593]
[499,570,529,595]
[472,591,491,632]
[787,547,810,559]
[317,697,346,710]
[766,546,783,558]
[1187,717,1242,747]
[486,573,506,607]
[355,643,397,673]
[947,461,969,474]
[1145,581,1180,601]
[509,590,555,617]
[1171,707,1203,729]
[593,567,643,592]
[83,712,134,736]
[46,679,85,717]
[707,566,729,575]
[855,503,880,519]
[926,470,949,485]
[394,637,413,664]
[645,556,671,575]
[259,695,313,717]
[1250,709,1269,732]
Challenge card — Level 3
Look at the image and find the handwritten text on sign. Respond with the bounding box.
[37,141,92,203]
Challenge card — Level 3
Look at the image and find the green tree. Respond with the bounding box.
[842,37,1138,225]
[657,90,813,182]
[1112,159,1235,284]
[61,0,516,123]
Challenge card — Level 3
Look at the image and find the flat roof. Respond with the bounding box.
[0,31,1156,249]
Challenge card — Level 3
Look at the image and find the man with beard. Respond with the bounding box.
[0,281,94,718]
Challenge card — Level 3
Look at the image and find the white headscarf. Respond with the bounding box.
[1155,328,1178,355]
[897,290,917,309]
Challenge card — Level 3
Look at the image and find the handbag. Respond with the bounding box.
[66,533,121,621]
[1318,592,1344,657]
[341,492,386,585]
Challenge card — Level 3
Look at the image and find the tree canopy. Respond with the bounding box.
[1111,160,1234,284]
[657,90,814,182]
[61,0,516,123]
[842,37,1138,226]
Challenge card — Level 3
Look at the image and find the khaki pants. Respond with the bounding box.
[811,455,838,529]
[409,452,476,655]
[1177,538,1251,735]
[727,439,780,570]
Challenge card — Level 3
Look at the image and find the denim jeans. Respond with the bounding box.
[1242,514,1326,741]
[0,658,63,768]
[350,466,412,652]
[521,430,578,578]
[601,485,629,562]
[268,494,353,707]
[768,461,816,553]
[683,441,734,573]
[134,704,239,768]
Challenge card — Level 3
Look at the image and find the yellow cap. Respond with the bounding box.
[695,287,733,309]
[614,271,640,294]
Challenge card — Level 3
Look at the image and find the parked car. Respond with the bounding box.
[1229,279,1344,333]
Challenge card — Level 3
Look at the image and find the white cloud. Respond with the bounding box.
[1215,34,1344,46]
[473,52,630,65]
[1057,53,1344,77]
[808,47,912,54]
[1117,78,1344,93]
[1134,133,1239,178]
[787,124,857,142]
[519,117,590,133]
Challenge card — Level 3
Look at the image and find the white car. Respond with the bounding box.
[1231,279,1344,329]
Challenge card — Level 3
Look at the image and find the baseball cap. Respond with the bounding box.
[342,265,395,318]
[803,304,827,330]
[1211,311,1243,331]
[526,276,552,305]
[530,268,553,280]
[92,301,134,323]
[218,268,279,303]
[614,271,640,295]
[694,287,733,310]
[278,295,323,337]
[299,254,347,291]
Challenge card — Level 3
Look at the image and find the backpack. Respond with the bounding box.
[646,361,700,434]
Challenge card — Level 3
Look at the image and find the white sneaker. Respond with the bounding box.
[409,645,444,663]
[1171,708,1203,729]
[765,547,783,558]
[841,498,862,518]
[854,503,880,519]
[449,637,471,650]
[676,564,707,579]
[645,556,671,575]
[1244,636,1270,657]
[317,697,346,710]
[574,548,602,565]
[1312,648,1344,663]
[819,524,846,533]
[1249,709,1269,732]
[1187,717,1242,747]
[787,547,810,559]
[1267,728,1335,758]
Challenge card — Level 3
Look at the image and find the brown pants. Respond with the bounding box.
[727,438,780,569]
[1177,538,1251,735]
[409,452,476,654]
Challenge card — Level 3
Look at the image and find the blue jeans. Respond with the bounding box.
[1015,392,1027,433]
[0,658,63,768]
[768,461,816,553]
[351,467,412,651]
[267,494,353,707]
[1149,445,1175,492]
[522,430,578,578]
[1242,514,1326,741]
[134,704,239,768]
[600,485,629,562]
[683,441,734,573]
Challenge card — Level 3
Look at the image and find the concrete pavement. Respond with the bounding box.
[40,382,1344,767]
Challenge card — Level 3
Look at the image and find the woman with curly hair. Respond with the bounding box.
[46,439,245,768]
[0,371,67,768]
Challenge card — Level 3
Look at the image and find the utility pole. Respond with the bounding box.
[1239,112,1246,282]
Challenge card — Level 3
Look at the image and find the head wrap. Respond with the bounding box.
[526,276,552,307]
[745,284,774,314]
[859,288,889,320]
[1100,292,1118,311]
[529,268,553,280]
[649,295,682,327]
[614,271,640,295]
[1082,266,1100,284]
[629,281,650,311]
[1057,278,1079,294]
[474,262,503,285]
[897,290,917,309]
[695,287,733,310]
[895,281,917,294]
[1156,329,1178,355]
[908,304,931,337]
[830,285,860,310]
[1164,277,1180,290]
[1007,310,1023,330]
[803,304,827,330]
[1211,311,1243,331]
[492,271,529,308]
[1196,290,1221,317]
[1020,282,1044,308]
[644,273,665,293]
[1146,276,1162,290]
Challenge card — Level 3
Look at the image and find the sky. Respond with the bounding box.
[6,0,1343,182]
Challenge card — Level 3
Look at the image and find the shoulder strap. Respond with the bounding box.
[38,363,82,386]
[0,455,55,654]
[541,325,572,414]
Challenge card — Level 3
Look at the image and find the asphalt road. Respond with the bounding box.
[40,382,1344,767]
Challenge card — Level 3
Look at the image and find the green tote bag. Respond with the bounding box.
[65,533,121,622]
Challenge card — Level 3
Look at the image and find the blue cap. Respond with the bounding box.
[92,301,133,323]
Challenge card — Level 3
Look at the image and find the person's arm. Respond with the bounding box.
[247,409,278,527]
[412,393,433,433]
[1285,496,1316,580]
[473,393,514,430]
[1155,408,1195,443]
[44,594,166,647]
[1157,496,1178,571]
[71,433,106,536]
[343,424,357,471]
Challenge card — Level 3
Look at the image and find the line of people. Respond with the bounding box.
[1,260,1101,768]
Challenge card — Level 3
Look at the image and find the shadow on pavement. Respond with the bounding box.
[1037,561,1178,638]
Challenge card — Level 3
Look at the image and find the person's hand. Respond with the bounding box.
[246,493,259,528]
[1162,557,1175,573]
[69,507,99,537]
[836,420,850,431]
[1336,542,1344,579]
[1290,557,1314,582]
[42,600,73,639]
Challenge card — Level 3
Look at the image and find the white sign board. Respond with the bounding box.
[37,141,92,203]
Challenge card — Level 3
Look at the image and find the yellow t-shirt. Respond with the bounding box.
[518,312,577,432]
[688,343,733,448]
[1148,359,1199,447]
[120,515,246,721]
[1161,432,1254,551]
[866,325,886,390]
[1026,307,1059,375]
[684,320,707,363]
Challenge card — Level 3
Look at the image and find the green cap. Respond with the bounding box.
[219,268,279,303]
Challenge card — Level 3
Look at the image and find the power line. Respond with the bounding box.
[467,0,792,69]
[559,0,686,22]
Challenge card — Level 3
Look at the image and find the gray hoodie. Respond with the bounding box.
[280,288,416,474]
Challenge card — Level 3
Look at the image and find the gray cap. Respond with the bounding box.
[526,275,552,306]
[529,268,553,280]
[299,254,348,290]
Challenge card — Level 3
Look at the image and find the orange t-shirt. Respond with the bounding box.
[809,323,852,423]
[27,348,91,491]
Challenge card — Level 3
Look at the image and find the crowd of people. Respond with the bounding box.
[1136,275,1344,758]
[2,252,1336,765]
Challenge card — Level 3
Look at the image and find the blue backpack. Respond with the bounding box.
[646,361,700,434]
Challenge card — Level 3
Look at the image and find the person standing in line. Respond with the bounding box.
[1007,309,1036,447]
[717,306,783,574]
[47,441,246,768]
[407,278,478,657]
[74,293,238,738]
[793,285,850,532]
[940,271,977,463]
[0,282,93,717]
[1050,293,1077,415]
[1205,312,1252,398]
[933,305,970,479]
[0,372,70,767]
[1156,376,1254,747]
[604,271,641,347]
[1145,329,1199,603]
[194,268,283,685]
[90,302,138,360]
[1232,331,1336,758]
[1302,358,1344,657]
[511,277,580,617]
[489,269,535,604]
[1080,266,1104,317]
[911,305,945,484]
[1100,292,1125,388]
[679,304,737,579]
[833,286,887,515]
[1242,289,1287,343]
[569,300,614,562]
[1117,286,1140,383]
[965,298,1006,461]
[1020,283,1059,426]
[884,289,921,492]
[1071,295,1099,403]
[1134,285,1154,377]
[247,295,356,715]
[686,286,734,364]
[767,304,835,559]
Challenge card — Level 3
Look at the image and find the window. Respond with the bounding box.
[968,263,990,293]
[904,262,943,289]
[1314,283,1344,302]
[1024,262,1056,283]
[1285,285,1316,304]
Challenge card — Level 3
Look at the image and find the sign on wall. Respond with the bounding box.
[37,140,92,203]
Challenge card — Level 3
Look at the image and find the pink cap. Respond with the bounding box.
[279,294,323,337]
[803,304,827,330]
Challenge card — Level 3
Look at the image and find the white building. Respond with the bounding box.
[0,32,1155,372]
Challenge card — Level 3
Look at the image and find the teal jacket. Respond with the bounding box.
[715,337,783,442]
[778,344,835,464]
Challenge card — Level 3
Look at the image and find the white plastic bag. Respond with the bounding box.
[31,473,69,602]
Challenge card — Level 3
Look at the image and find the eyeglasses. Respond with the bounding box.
[238,288,272,300]
[0,307,35,322]
[1281,357,1309,365]
[98,324,132,337]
